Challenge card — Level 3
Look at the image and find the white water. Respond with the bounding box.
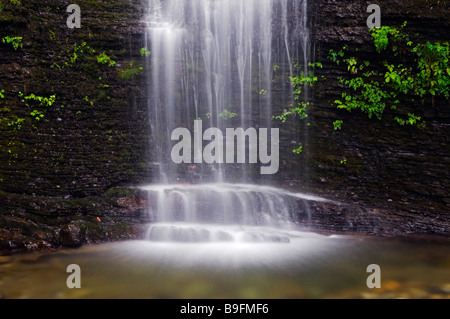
[143,0,313,243]
[140,183,336,242]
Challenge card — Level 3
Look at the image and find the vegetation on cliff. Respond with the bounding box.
[277,22,449,133]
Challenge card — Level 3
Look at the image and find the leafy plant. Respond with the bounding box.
[413,41,450,106]
[7,117,25,130]
[83,96,94,107]
[120,61,143,80]
[308,62,323,69]
[333,120,343,131]
[70,42,93,64]
[218,109,238,120]
[2,36,23,50]
[329,22,449,129]
[370,22,409,53]
[273,62,322,122]
[328,47,346,65]
[272,63,323,154]
[19,92,56,108]
[140,47,151,57]
[19,92,56,121]
[395,113,423,127]
[9,0,22,6]
[292,145,303,154]
[272,102,309,123]
[30,109,45,121]
[97,52,116,67]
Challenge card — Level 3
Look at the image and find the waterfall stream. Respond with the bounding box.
[142,0,314,242]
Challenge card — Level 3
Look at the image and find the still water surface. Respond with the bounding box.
[1,228,449,299]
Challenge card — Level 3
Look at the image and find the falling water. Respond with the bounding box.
[142,0,314,242]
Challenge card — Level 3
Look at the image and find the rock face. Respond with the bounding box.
[0,0,449,253]
[275,0,449,226]
[59,224,82,247]
[300,0,450,216]
[0,0,152,253]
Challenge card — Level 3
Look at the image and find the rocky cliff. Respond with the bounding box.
[0,0,448,254]
[298,0,450,231]
[0,0,152,252]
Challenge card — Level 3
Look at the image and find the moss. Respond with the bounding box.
[119,61,143,80]
[103,187,137,200]
[80,216,103,231]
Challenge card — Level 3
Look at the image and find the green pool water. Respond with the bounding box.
[1,230,449,299]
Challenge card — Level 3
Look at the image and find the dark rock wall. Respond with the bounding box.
[276,0,449,220]
[0,0,449,253]
[0,0,152,252]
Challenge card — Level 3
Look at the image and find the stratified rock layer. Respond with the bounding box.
[0,0,449,254]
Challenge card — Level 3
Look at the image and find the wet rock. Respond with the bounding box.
[59,224,82,247]
[116,195,147,210]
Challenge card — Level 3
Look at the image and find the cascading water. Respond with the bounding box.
[142,0,318,243]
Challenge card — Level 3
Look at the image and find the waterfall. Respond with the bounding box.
[142,0,314,242]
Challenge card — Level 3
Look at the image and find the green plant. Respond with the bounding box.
[272,102,309,123]
[9,0,22,6]
[395,113,423,127]
[97,52,116,67]
[83,96,94,106]
[30,109,45,121]
[48,29,56,40]
[329,22,449,129]
[289,63,322,98]
[272,63,324,154]
[370,22,409,53]
[291,71,318,94]
[19,92,56,108]
[120,61,143,80]
[273,62,322,122]
[140,47,151,57]
[292,145,303,154]
[2,36,23,50]
[333,120,343,130]
[328,47,346,65]
[308,62,323,69]
[413,41,450,106]
[334,77,393,121]
[19,92,56,121]
[70,42,91,64]
[218,109,238,120]
[7,117,25,130]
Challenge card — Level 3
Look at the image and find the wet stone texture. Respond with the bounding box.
[274,0,449,235]
[0,0,449,254]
